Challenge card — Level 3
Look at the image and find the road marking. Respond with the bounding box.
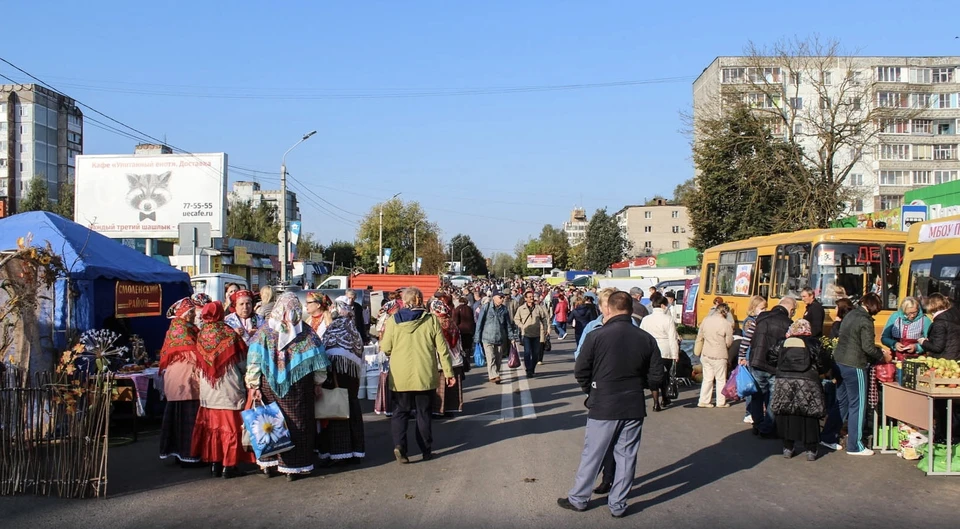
[501,375,515,420]
[517,375,537,419]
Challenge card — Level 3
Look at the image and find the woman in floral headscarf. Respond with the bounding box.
[191,301,255,479]
[191,293,212,328]
[770,319,829,462]
[316,296,366,465]
[245,293,330,481]
[225,290,264,344]
[159,297,202,466]
[431,294,465,415]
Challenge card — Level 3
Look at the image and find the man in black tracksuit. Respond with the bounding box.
[559,291,663,518]
[748,297,796,437]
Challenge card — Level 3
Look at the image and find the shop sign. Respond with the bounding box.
[115,281,163,318]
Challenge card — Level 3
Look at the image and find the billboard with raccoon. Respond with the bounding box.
[75,153,227,239]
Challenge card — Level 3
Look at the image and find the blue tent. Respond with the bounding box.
[0,211,191,357]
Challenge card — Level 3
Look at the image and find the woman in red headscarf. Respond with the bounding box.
[430,294,465,415]
[191,302,255,478]
[224,289,264,344]
[159,297,202,466]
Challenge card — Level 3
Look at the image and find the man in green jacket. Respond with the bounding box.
[380,287,456,464]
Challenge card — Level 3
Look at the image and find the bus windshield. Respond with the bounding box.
[810,243,897,308]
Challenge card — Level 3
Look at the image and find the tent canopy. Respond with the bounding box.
[0,211,189,283]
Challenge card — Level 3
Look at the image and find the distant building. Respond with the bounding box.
[0,83,83,215]
[229,181,300,223]
[613,199,692,257]
[562,207,588,246]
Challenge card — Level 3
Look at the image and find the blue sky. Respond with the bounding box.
[4,1,958,256]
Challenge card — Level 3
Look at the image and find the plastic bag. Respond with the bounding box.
[240,400,294,460]
[721,366,740,402]
[736,365,759,398]
[473,343,486,368]
[507,344,521,369]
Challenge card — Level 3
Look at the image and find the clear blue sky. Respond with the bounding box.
[4,1,958,256]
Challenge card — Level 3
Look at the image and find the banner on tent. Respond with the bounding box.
[115,281,163,318]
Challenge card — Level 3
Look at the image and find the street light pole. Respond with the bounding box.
[279,130,316,284]
[378,192,401,274]
[460,247,466,275]
[413,219,420,275]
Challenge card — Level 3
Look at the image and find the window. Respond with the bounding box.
[934,144,957,160]
[643,241,652,249]
[913,171,931,185]
[878,92,907,108]
[852,199,864,212]
[820,97,831,110]
[908,259,960,307]
[851,97,862,110]
[644,226,652,233]
[743,92,780,109]
[789,97,803,110]
[880,119,910,134]
[717,249,757,296]
[644,211,651,219]
[879,170,907,185]
[705,263,716,294]
[849,173,864,186]
[913,119,933,134]
[0,103,5,114]
[880,144,910,160]
[756,255,773,298]
[912,93,933,108]
[879,195,903,210]
[765,119,783,135]
[821,71,832,85]
[935,170,958,184]
[671,210,679,218]
[910,68,932,84]
[672,226,680,233]
[790,72,801,86]
[775,244,811,298]
[938,122,953,135]
[747,67,782,83]
[19,105,30,118]
[933,68,955,84]
[811,243,902,309]
[794,123,803,135]
[722,68,745,84]
[936,94,957,109]
[848,71,863,86]
[914,144,933,160]
[877,67,902,82]
[672,241,681,249]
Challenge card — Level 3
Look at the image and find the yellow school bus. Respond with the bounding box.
[901,214,960,306]
[697,228,908,337]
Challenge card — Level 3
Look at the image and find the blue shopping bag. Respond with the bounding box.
[736,365,759,398]
[241,399,294,460]
[473,343,486,368]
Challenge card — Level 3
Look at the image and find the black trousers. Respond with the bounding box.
[391,390,434,455]
[660,359,674,401]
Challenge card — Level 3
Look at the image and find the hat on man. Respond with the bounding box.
[628,287,644,297]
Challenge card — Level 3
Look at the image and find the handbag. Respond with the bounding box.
[665,362,679,400]
[315,371,351,420]
[544,335,552,352]
[507,344,521,369]
[240,399,294,460]
[874,363,897,384]
[721,366,741,402]
[473,343,487,368]
[736,364,759,398]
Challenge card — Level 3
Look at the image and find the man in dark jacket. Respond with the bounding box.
[800,288,825,338]
[559,291,663,518]
[748,297,796,437]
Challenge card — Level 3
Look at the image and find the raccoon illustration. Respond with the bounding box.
[126,172,173,221]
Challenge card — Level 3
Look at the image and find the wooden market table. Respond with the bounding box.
[875,382,957,476]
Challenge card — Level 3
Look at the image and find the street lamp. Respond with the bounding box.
[413,219,422,275]
[279,130,317,284]
[460,247,466,275]
[378,192,401,274]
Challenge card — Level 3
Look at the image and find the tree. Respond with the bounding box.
[449,234,487,276]
[18,176,51,213]
[226,200,282,243]
[295,232,322,261]
[490,252,517,278]
[322,240,357,271]
[355,198,440,275]
[672,178,697,207]
[584,208,631,272]
[54,182,74,220]
[689,106,804,251]
[568,242,587,270]
[536,224,570,270]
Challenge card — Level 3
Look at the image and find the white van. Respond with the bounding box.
[191,273,249,303]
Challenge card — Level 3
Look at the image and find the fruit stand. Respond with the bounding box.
[875,357,960,476]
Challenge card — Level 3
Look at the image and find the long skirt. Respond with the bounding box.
[317,371,366,461]
[159,400,201,463]
[776,414,820,448]
[434,366,464,415]
[191,407,256,467]
[258,375,315,474]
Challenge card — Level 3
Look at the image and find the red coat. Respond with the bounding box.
[554,299,569,323]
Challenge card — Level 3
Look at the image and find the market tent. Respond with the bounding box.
[0,211,191,359]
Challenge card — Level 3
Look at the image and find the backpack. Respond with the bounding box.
[777,337,815,373]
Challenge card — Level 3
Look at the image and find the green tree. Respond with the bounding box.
[536,224,570,270]
[449,233,487,276]
[568,242,587,270]
[490,252,517,278]
[54,182,74,220]
[18,176,51,213]
[295,232,322,261]
[226,200,282,243]
[584,208,631,272]
[672,178,696,207]
[689,106,805,251]
[355,198,440,274]
[322,240,357,271]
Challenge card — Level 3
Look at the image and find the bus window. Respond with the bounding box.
[717,252,737,295]
[929,254,960,305]
[884,244,904,310]
[775,244,811,299]
[705,263,716,294]
[908,260,933,299]
[756,255,773,298]
[811,243,882,307]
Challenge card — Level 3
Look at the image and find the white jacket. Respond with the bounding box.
[640,307,680,360]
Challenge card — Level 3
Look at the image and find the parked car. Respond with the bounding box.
[191,273,249,303]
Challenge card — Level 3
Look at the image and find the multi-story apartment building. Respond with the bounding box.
[694,56,960,215]
[0,83,83,216]
[613,199,692,257]
[562,207,588,246]
[229,181,300,223]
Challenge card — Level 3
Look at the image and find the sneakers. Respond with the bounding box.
[783,448,794,459]
[819,441,842,451]
[805,451,817,462]
[393,446,409,464]
[743,415,754,424]
[716,403,731,408]
[847,448,875,456]
[697,403,714,408]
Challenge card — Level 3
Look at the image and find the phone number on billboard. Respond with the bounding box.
[183,203,215,209]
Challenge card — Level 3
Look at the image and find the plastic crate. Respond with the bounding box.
[901,361,928,390]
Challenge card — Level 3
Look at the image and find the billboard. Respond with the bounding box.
[526,254,553,269]
[75,153,227,239]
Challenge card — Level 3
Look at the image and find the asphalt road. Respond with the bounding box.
[3,336,960,529]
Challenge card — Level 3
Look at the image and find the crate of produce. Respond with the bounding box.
[916,374,960,396]
[901,360,928,390]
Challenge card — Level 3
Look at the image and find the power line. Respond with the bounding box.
[286,173,363,218]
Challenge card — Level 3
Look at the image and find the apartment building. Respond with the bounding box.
[613,200,692,257]
[1,83,83,216]
[562,207,588,246]
[228,181,300,223]
[693,56,960,215]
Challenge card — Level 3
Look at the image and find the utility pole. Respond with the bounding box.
[378,192,401,274]
[279,130,316,284]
